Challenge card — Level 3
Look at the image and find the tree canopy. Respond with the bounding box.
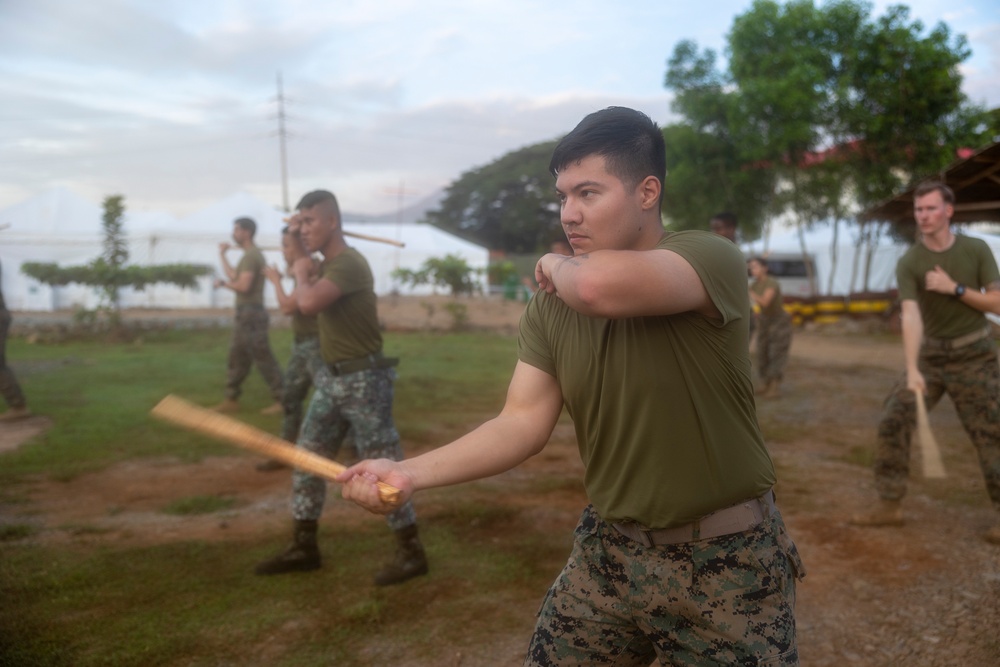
[664,0,994,241]
[423,140,561,254]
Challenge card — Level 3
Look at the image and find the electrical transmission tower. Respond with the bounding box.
[275,72,290,212]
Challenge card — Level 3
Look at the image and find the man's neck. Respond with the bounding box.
[319,234,347,260]
[921,225,955,252]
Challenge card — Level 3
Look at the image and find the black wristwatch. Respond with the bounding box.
[954,283,966,297]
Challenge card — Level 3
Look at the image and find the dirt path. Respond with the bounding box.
[2,301,999,666]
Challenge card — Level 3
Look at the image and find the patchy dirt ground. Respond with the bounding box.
[3,296,1000,666]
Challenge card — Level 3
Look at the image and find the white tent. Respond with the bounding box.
[744,222,1000,300]
[744,222,909,297]
[1,189,489,311]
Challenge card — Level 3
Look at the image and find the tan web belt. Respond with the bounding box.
[612,490,776,547]
[924,326,992,351]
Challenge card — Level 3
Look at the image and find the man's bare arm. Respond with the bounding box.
[900,300,926,395]
[535,249,717,319]
[926,268,1000,315]
[337,361,564,513]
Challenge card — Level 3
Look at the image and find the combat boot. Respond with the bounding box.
[211,399,240,414]
[849,499,904,527]
[254,519,321,575]
[374,524,428,586]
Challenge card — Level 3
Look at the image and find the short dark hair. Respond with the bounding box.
[914,180,955,205]
[549,107,666,205]
[748,256,769,271]
[296,190,341,221]
[711,212,738,229]
[234,217,256,236]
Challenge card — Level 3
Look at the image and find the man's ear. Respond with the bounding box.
[638,176,661,211]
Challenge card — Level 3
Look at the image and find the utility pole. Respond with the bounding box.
[275,72,290,212]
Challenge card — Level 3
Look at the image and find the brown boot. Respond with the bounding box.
[254,519,321,575]
[374,524,428,586]
[260,402,283,416]
[849,499,904,527]
[211,399,240,414]
[983,526,1000,545]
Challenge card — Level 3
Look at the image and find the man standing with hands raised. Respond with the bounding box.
[212,217,284,416]
[254,190,427,586]
[338,107,803,665]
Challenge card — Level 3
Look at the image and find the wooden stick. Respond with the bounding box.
[914,391,946,478]
[344,230,406,248]
[281,216,406,248]
[150,394,401,505]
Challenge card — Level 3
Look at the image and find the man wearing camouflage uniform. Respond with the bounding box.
[212,217,284,415]
[0,259,30,422]
[339,107,804,664]
[255,190,427,586]
[852,181,1000,545]
[255,227,322,472]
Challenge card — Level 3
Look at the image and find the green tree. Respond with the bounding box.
[665,0,993,291]
[21,194,212,331]
[424,141,561,253]
[391,254,479,297]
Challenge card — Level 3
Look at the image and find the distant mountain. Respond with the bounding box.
[343,189,446,224]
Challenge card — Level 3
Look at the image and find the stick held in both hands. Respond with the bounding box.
[149,394,402,505]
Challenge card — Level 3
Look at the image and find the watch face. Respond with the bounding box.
[956,284,966,296]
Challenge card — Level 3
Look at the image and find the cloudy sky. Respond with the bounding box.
[1,0,998,220]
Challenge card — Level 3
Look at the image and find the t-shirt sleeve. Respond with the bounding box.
[237,250,263,275]
[975,239,1000,287]
[896,250,919,301]
[322,251,368,295]
[517,292,557,376]
[663,232,748,327]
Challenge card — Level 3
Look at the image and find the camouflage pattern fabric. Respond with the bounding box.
[280,336,321,442]
[755,312,793,384]
[874,337,1000,507]
[0,307,26,409]
[224,306,284,402]
[525,504,804,666]
[291,363,416,530]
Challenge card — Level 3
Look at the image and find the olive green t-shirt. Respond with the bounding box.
[751,276,784,318]
[317,248,382,364]
[896,234,1000,340]
[235,246,267,308]
[518,231,776,529]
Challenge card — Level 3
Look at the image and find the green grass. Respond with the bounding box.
[0,327,558,666]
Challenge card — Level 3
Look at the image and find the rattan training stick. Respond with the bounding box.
[150,394,401,505]
[914,391,946,479]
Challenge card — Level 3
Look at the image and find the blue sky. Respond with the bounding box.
[1,0,997,219]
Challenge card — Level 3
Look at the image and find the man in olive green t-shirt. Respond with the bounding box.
[211,216,284,415]
[851,181,1000,545]
[337,107,805,666]
[252,191,426,587]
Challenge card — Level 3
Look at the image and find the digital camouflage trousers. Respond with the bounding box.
[291,362,416,530]
[280,336,321,443]
[525,504,805,666]
[755,312,793,384]
[224,306,284,402]
[874,337,1000,507]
